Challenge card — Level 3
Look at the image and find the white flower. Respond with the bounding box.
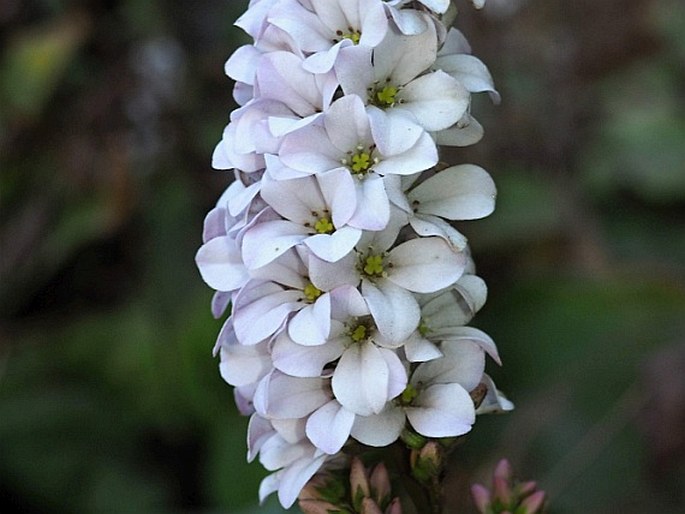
[350,339,486,446]
[268,0,389,72]
[336,21,470,134]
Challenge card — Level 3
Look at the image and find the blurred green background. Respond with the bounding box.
[0,0,683,513]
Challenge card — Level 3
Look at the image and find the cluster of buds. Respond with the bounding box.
[471,460,546,514]
[196,0,513,508]
[299,457,402,514]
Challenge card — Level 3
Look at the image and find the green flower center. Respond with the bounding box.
[418,319,431,337]
[351,151,371,173]
[314,217,334,234]
[350,324,368,343]
[335,28,361,45]
[303,282,322,303]
[363,254,385,276]
[399,384,418,406]
[376,85,397,106]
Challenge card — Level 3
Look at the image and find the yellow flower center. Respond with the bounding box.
[303,282,322,303]
[314,217,334,234]
[351,152,371,173]
[375,85,398,107]
[363,254,384,276]
[350,324,368,342]
[335,28,361,45]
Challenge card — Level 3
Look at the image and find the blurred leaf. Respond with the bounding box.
[0,13,91,118]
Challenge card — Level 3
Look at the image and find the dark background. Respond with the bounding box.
[1,0,684,512]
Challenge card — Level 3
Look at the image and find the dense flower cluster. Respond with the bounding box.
[196,0,511,507]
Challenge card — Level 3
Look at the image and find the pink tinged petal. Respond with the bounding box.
[409,214,468,251]
[306,400,355,454]
[435,54,499,97]
[280,125,343,174]
[318,168,357,227]
[375,22,437,86]
[378,347,408,399]
[260,174,325,224]
[385,6,428,36]
[255,371,330,420]
[374,131,438,176]
[233,81,252,106]
[225,44,261,84]
[232,281,302,345]
[309,252,360,292]
[249,248,308,290]
[348,175,390,231]
[211,291,231,319]
[272,418,307,445]
[433,326,500,366]
[363,279,420,345]
[268,111,325,138]
[419,0,450,12]
[220,338,271,387]
[264,153,312,180]
[234,384,258,415]
[367,106,423,155]
[335,45,374,98]
[228,180,261,217]
[272,331,345,377]
[439,28,471,56]
[203,207,227,243]
[455,274,488,314]
[350,405,405,446]
[412,340,485,391]
[303,40,349,73]
[241,220,309,269]
[434,113,484,147]
[259,435,312,471]
[408,164,496,220]
[332,342,390,416]
[195,236,249,292]
[248,414,275,462]
[268,0,333,52]
[258,473,280,505]
[384,175,411,212]
[256,52,321,117]
[235,0,276,39]
[329,285,370,319]
[405,383,475,437]
[404,332,443,362]
[358,0,389,47]
[277,452,328,508]
[305,226,362,262]
[325,95,371,154]
[398,71,470,132]
[310,0,347,31]
[357,205,407,251]
[289,293,332,346]
[387,237,466,293]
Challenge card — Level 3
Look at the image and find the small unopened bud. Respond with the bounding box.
[299,500,346,514]
[518,490,545,514]
[361,497,384,514]
[471,459,547,514]
[471,483,492,513]
[411,441,444,483]
[369,462,391,506]
[385,497,403,514]
[350,457,371,500]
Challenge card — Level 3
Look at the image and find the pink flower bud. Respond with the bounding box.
[520,490,546,513]
[471,483,492,513]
